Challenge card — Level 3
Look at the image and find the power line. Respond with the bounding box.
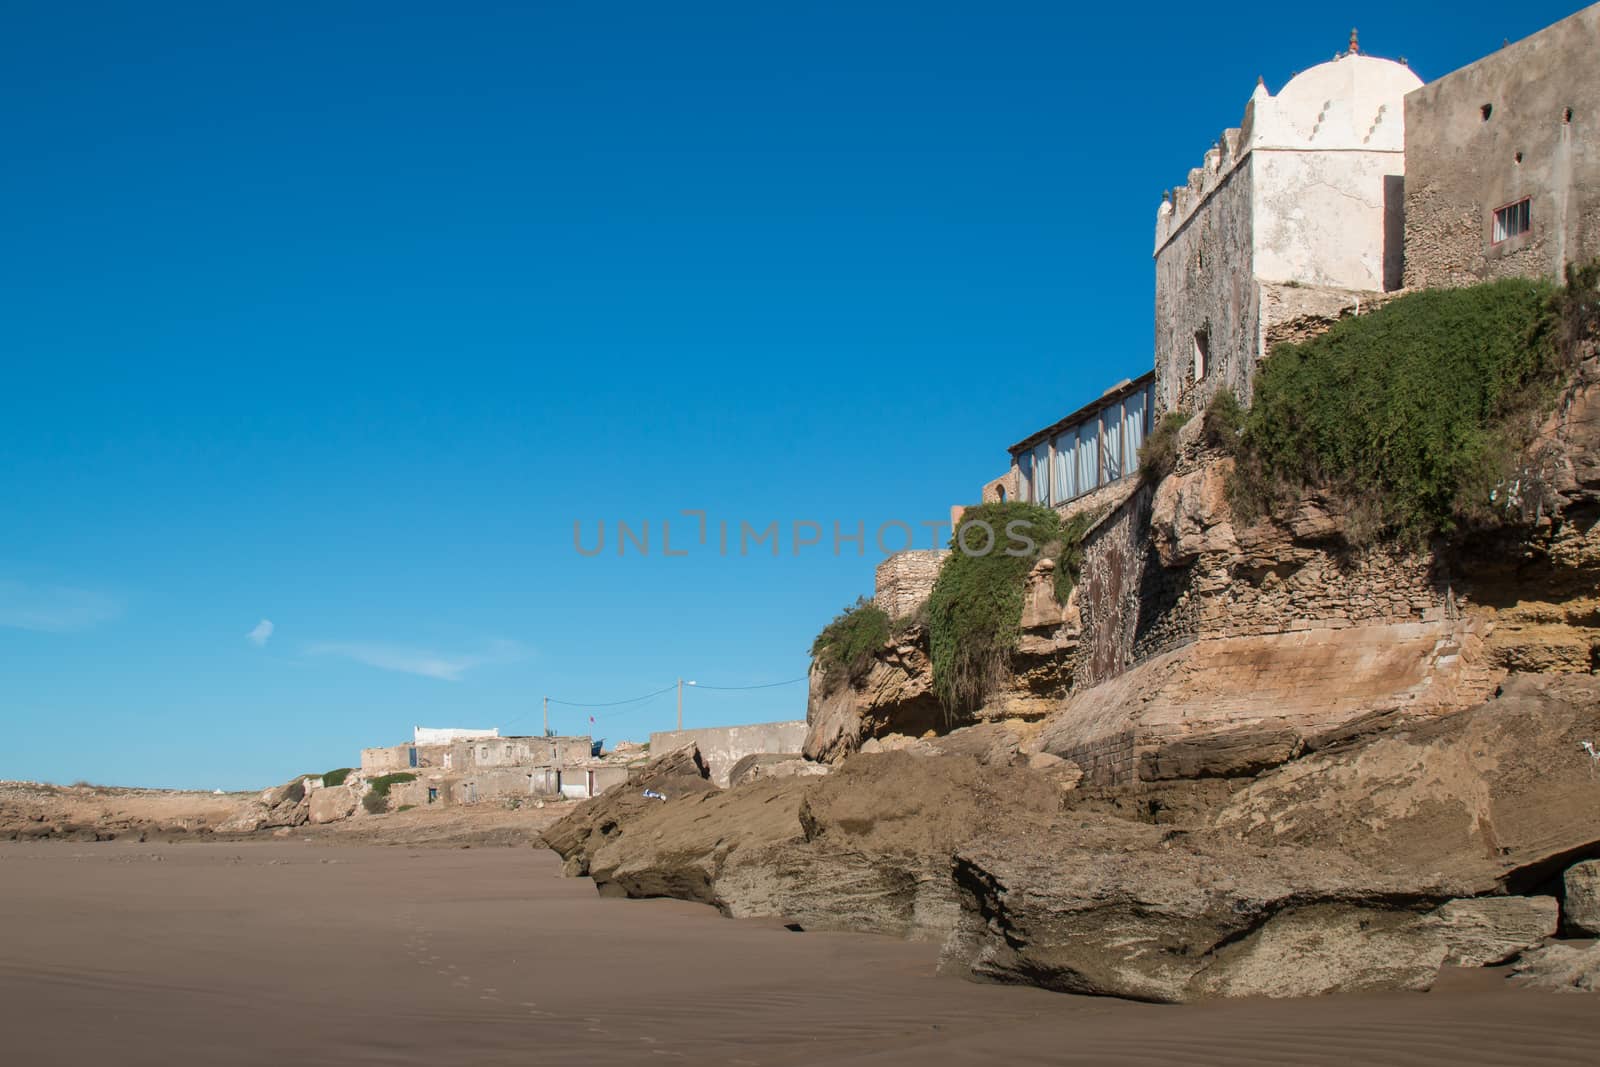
[546,683,678,708]
[691,676,808,691]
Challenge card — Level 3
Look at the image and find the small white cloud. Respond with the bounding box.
[247,619,275,647]
[0,580,122,633]
[304,638,525,682]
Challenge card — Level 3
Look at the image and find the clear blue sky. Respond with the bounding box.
[2,1,1581,789]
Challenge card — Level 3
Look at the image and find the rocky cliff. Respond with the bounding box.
[544,675,1600,1001]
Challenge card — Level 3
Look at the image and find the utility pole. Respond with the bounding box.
[676,678,683,731]
[543,695,549,737]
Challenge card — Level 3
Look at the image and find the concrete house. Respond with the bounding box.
[359,726,607,806]
[1403,4,1600,288]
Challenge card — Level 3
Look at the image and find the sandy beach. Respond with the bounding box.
[1,840,1594,1066]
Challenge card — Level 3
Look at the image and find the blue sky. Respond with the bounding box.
[1,1,1581,788]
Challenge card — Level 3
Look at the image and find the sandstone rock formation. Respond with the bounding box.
[804,565,1079,764]
[217,779,313,833]
[1422,896,1560,967]
[1212,674,1600,895]
[942,814,1472,1002]
[1511,941,1600,992]
[308,784,357,824]
[549,678,1600,1002]
[1563,860,1600,935]
[803,630,942,763]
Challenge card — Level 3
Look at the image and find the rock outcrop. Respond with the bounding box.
[217,779,314,833]
[803,629,943,763]
[1511,941,1600,992]
[1564,860,1600,935]
[1212,673,1600,895]
[943,820,1452,1002]
[804,563,1079,764]
[548,678,1600,1002]
[1423,896,1560,967]
[308,784,357,824]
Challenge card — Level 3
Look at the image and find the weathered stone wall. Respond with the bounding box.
[1259,282,1402,351]
[980,468,1019,504]
[874,550,948,619]
[1403,4,1600,289]
[1155,157,1258,416]
[1074,483,1158,688]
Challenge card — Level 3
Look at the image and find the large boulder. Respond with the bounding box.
[1039,619,1498,786]
[544,750,1061,942]
[942,820,1452,1003]
[1212,674,1600,895]
[540,744,718,878]
[1563,860,1600,935]
[1511,941,1600,992]
[1187,905,1446,999]
[1422,896,1560,966]
[308,785,357,824]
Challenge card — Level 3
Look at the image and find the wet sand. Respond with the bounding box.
[1,841,1594,1065]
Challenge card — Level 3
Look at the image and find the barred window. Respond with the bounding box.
[1493,198,1531,243]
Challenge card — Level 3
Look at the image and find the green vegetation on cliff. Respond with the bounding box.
[321,768,352,787]
[926,502,1093,716]
[1139,411,1191,482]
[1227,268,1598,540]
[811,596,891,686]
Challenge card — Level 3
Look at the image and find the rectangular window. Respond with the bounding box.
[1077,417,1099,494]
[1122,386,1148,474]
[1101,405,1122,483]
[1017,451,1033,504]
[1032,442,1051,505]
[1053,430,1075,502]
[1493,198,1531,243]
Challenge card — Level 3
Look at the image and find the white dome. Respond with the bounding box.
[1254,53,1422,150]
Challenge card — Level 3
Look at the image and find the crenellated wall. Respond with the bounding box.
[1154,48,1419,415]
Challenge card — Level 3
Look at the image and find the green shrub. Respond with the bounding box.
[321,768,352,787]
[361,791,388,815]
[1230,275,1569,540]
[1139,412,1191,483]
[811,596,891,686]
[927,502,1062,717]
[397,804,415,813]
[1201,390,1245,453]
[366,772,415,797]
[1051,509,1100,604]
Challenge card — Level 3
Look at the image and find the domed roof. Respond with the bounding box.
[1257,50,1422,149]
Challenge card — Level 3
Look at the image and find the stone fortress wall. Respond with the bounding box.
[1404,4,1600,289]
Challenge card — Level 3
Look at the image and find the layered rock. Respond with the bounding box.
[551,677,1600,1003]
[804,579,1076,764]
[1211,673,1600,895]
[943,819,1452,1002]
[1423,896,1560,967]
[1512,942,1600,992]
[1039,616,1500,785]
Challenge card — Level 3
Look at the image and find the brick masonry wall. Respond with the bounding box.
[874,550,948,619]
